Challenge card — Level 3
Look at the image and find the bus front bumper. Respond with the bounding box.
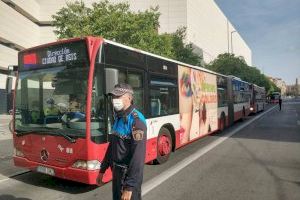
[13,156,101,185]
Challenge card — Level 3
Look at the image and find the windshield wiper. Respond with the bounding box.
[55,130,76,143]
[16,128,76,143]
[16,129,41,136]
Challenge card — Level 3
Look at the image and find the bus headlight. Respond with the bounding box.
[250,107,254,111]
[72,160,101,170]
[87,160,101,170]
[14,148,24,157]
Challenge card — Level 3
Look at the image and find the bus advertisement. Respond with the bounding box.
[12,37,265,185]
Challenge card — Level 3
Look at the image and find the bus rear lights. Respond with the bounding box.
[14,148,24,157]
[72,160,101,170]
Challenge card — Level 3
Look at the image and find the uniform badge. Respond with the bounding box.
[132,112,139,118]
[132,129,144,141]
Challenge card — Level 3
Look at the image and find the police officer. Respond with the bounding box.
[279,96,282,111]
[97,83,147,200]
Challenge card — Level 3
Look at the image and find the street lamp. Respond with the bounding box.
[231,30,237,54]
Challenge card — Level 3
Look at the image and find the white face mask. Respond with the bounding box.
[112,98,124,111]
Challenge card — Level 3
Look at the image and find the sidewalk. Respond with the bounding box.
[0,115,28,181]
[0,114,12,141]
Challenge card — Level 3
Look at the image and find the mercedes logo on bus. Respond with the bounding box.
[40,149,49,162]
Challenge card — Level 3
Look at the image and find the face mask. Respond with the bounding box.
[112,98,124,111]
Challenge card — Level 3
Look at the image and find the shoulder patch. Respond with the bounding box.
[132,111,139,119]
[132,129,144,141]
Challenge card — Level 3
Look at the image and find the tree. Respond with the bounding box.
[52,0,201,65]
[206,53,280,94]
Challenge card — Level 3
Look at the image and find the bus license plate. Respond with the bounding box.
[36,166,55,176]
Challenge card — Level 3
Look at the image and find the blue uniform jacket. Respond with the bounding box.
[100,105,147,191]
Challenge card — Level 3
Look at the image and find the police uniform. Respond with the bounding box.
[100,104,147,200]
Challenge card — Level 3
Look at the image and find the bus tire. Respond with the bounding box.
[154,127,172,164]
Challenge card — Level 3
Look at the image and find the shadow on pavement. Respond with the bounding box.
[213,103,300,144]
[0,195,31,200]
[10,172,99,194]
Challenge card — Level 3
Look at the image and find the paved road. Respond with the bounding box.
[0,100,299,200]
[143,101,300,200]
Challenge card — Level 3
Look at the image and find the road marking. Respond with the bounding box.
[141,105,277,196]
[297,121,300,126]
[284,102,300,105]
[0,178,10,183]
[0,170,30,185]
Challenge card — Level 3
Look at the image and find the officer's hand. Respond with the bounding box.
[96,173,105,187]
[121,190,132,200]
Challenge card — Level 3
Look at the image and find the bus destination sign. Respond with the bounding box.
[19,40,88,71]
[42,47,77,65]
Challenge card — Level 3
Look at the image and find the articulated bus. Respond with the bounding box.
[12,37,264,185]
[227,76,252,124]
[250,84,266,113]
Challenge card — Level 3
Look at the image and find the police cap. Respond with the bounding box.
[109,83,134,97]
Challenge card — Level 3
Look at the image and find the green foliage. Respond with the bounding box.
[207,53,281,94]
[52,0,201,65]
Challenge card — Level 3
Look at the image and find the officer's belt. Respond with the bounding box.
[111,132,131,140]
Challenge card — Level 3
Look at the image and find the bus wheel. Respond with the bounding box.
[155,127,172,164]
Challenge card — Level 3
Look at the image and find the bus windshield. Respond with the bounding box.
[15,65,90,138]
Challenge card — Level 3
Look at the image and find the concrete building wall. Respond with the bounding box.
[7,0,40,20]
[185,0,251,64]
[39,26,57,44]
[0,1,40,49]
[0,44,17,89]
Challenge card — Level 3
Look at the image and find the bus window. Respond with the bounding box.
[149,76,178,117]
[118,70,126,83]
[217,88,227,107]
[128,72,144,112]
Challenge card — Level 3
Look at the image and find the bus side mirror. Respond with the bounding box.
[105,68,119,94]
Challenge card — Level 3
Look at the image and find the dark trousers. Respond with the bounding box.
[112,165,142,200]
[279,103,282,110]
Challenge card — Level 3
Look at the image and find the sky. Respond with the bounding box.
[215,0,300,85]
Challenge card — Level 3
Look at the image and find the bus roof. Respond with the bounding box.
[228,75,251,85]
[252,83,265,89]
[103,39,228,78]
[19,37,85,53]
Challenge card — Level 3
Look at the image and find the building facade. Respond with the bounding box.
[269,77,287,96]
[0,0,252,113]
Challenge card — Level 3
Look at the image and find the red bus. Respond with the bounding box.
[269,92,280,104]
[226,76,252,125]
[12,37,261,185]
[250,84,266,113]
